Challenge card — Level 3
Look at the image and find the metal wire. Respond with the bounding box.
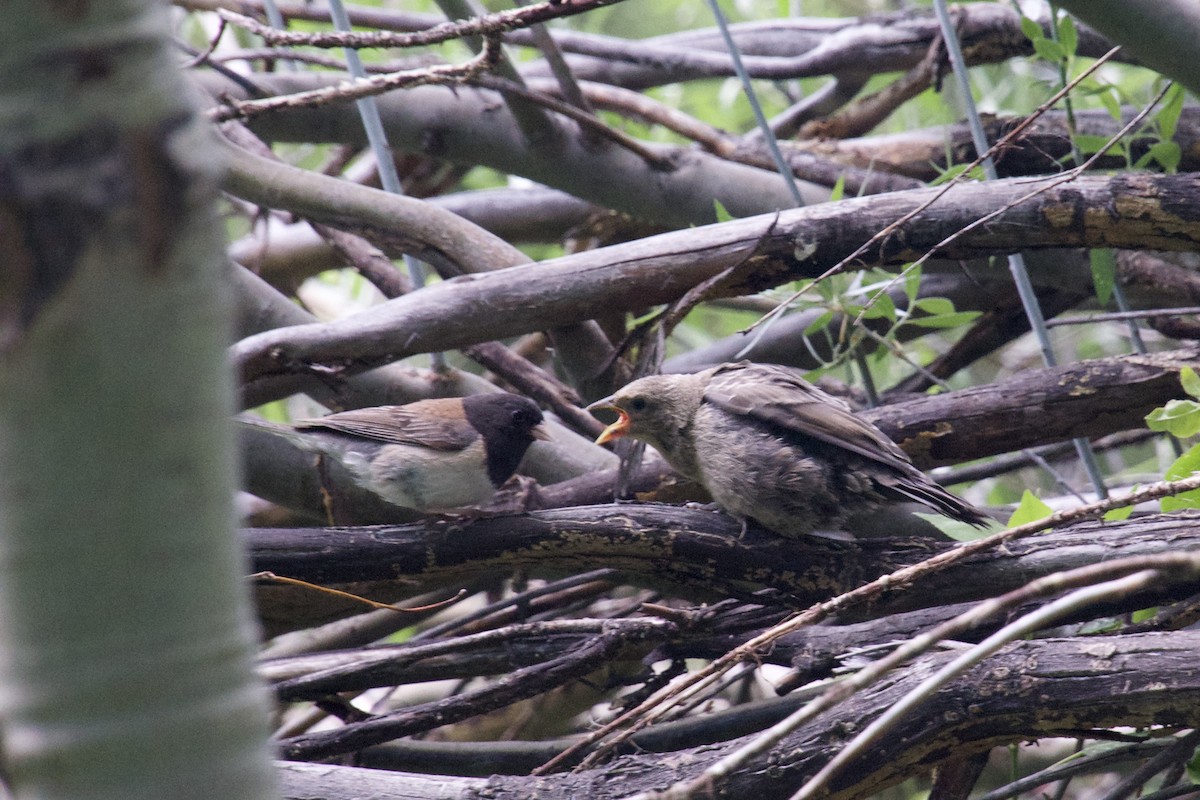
[933,0,1108,499]
[703,0,806,209]
[325,0,445,370]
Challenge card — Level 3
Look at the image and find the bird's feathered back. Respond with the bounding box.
[701,362,989,527]
[295,399,480,451]
[702,362,913,471]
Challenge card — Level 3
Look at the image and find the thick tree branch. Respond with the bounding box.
[276,617,672,760]
[246,510,1200,616]
[860,347,1197,467]
[274,632,1200,799]
[810,107,1200,181]
[230,173,1200,395]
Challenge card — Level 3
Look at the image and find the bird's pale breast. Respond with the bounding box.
[365,439,495,512]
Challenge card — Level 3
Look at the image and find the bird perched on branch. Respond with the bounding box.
[264,393,548,513]
[588,361,989,538]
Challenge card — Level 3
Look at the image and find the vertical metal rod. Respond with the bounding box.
[1047,3,1147,356]
[932,0,1108,498]
[703,0,806,208]
[325,0,444,370]
[258,0,296,71]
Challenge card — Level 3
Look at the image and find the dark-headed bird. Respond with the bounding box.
[280,393,548,512]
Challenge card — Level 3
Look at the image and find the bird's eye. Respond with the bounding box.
[629,397,648,412]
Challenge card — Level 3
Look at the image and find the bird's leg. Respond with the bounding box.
[490,474,542,513]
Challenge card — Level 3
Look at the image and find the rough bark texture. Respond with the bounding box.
[272,632,1200,799]
[161,2,1200,799]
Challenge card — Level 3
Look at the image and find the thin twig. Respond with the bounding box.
[1045,307,1200,327]
[741,44,1123,338]
[470,75,673,169]
[210,36,503,122]
[537,472,1200,774]
[217,0,625,50]
[788,564,1195,800]
[251,571,467,613]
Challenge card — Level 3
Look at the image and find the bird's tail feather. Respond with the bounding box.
[886,480,992,527]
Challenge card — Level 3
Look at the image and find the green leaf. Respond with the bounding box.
[1019,15,1043,44]
[1089,249,1116,307]
[1167,442,1200,480]
[1099,89,1122,122]
[253,400,294,424]
[829,174,846,203]
[903,266,922,304]
[1181,367,1200,399]
[1131,606,1158,623]
[1148,141,1181,173]
[1103,504,1135,522]
[1056,14,1077,57]
[912,512,991,542]
[713,199,736,223]
[1033,38,1066,62]
[803,309,835,336]
[929,163,985,186]
[1074,134,1118,156]
[1146,399,1200,437]
[909,310,982,329]
[1162,443,1200,511]
[912,296,955,315]
[1157,82,1185,143]
[1007,491,1054,527]
[861,292,896,321]
[1188,744,1200,784]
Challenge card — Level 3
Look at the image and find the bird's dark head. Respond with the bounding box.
[462,394,549,485]
[463,393,548,444]
[587,373,704,449]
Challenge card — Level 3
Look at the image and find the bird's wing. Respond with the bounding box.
[702,361,916,471]
[295,399,479,451]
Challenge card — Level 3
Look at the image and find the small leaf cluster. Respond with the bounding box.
[1146,367,1200,511]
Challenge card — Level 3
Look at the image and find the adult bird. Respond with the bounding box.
[263,393,548,513]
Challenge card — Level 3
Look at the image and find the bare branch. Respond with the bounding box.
[210,36,503,122]
[218,0,627,51]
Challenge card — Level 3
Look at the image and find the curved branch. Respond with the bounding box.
[229,171,1200,393]
[246,510,1200,614]
[277,617,672,760]
[197,70,827,226]
[274,632,1200,798]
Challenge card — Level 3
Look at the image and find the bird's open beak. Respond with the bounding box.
[532,423,552,442]
[586,397,629,445]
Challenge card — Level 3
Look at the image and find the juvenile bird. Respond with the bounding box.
[278,393,548,513]
[588,361,989,538]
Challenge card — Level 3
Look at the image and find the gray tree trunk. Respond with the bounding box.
[0,2,277,798]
